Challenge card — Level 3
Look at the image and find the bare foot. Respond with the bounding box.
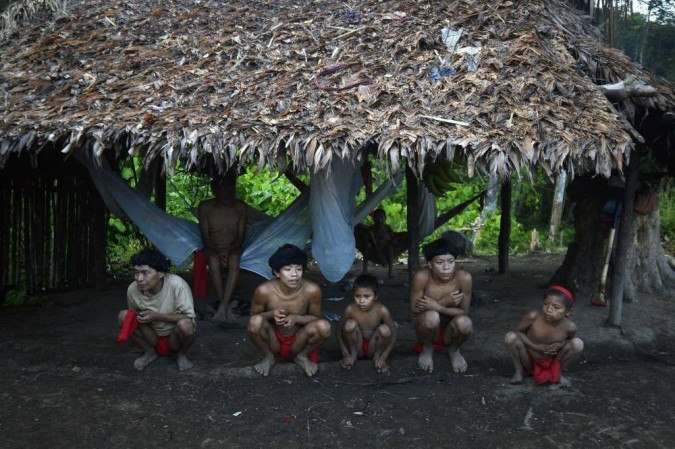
[510,371,524,384]
[417,346,434,372]
[449,348,468,373]
[177,354,193,371]
[211,303,237,322]
[133,351,158,371]
[374,353,389,373]
[558,374,572,388]
[254,354,275,376]
[294,354,319,377]
[340,352,356,369]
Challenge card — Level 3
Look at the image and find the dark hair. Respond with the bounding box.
[353,273,380,296]
[372,208,386,222]
[268,244,308,273]
[131,248,170,273]
[423,238,458,261]
[210,172,236,192]
[546,284,576,309]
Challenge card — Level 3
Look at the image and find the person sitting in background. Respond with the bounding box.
[198,172,247,322]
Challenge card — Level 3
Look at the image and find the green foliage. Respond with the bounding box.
[661,182,675,252]
[2,288,48,307]
[166,169,212,222]
[237,168,304,217]
[107,224,144,278]
[615,12,675,83]
[473,213,530,254]
[357,162,568,255]
[104,158,581,272]
[26,293,49,307]
[3,288,26,307]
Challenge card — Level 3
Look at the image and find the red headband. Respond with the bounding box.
[549,285,575,304]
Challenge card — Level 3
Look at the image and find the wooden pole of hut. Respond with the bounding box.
[155,166,166,211]
[406,167,420,286]
[608,149,641,326]
[92,190,107,291]
[498,178,512,273]
[549,169,567,244]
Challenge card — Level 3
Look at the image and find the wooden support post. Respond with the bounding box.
[155,166,166,211]
[92,188,107,291]
[549,169,567,243]
[498,178,512,274]
[608,151,641,326]
[406,167,420,287]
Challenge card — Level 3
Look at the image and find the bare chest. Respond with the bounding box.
[527,319,568,344]
[348,307,383,336]
[267,291,310,315]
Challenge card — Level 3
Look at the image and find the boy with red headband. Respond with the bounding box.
[246,244,332,377]
[504,285,584,387]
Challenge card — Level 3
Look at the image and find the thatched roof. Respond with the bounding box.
[1,0,674,177]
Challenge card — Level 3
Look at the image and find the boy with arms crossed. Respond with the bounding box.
[246,244,331,377]
[338,274,397,373]
[504,285,584,387]
[410,239,473,373]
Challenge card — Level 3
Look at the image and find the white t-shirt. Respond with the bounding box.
[126,273,196,336]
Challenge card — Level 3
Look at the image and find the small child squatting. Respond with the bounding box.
[337,274,397,373]
[504,285,584,387]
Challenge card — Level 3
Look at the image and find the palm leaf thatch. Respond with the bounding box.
[0,0,673,177]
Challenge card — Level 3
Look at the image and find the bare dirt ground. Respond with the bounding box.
[2,253,675,449]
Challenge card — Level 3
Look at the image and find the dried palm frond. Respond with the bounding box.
[0,0,673,177]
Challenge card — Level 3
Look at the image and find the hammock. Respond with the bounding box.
[77,150,410,281]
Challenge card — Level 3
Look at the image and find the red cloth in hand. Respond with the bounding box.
[117,309,140,344]
[117,309,171,357]
[192,250,208,299]
[413,324,447,353]
[525,351,561,384]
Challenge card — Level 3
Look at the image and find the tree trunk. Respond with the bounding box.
[624,207,675,299]
[551,175,675,301]
[549,176,607,291]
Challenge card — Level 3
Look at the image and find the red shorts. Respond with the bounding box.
[273,327,319,363]
[413,324,447,353]
[360,338,371,358]
[525,351,561,384]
